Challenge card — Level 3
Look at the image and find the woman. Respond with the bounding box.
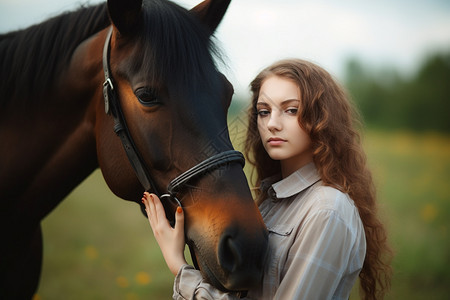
[142,59,392,299]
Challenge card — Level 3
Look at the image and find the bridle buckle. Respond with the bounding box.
[102,78,114,115]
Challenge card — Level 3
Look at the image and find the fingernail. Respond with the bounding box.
[177,206,182,214]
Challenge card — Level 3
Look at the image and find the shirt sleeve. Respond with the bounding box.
[273,209,363,300]
[172,264,241,300]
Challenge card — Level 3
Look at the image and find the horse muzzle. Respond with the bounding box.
[216,225,269,290]
[185,200,269,292]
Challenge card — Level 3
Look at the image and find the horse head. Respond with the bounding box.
[95,0,268,291]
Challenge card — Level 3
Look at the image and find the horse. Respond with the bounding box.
[0,0,269,297]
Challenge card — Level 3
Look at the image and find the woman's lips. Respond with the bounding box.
[267,137,286,146]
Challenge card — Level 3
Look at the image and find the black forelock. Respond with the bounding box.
[124,0,224,97]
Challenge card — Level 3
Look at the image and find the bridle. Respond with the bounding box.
[101,26,246,272]
[101,26,245,211]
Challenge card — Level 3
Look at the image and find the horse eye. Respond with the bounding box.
[135,87,160,106]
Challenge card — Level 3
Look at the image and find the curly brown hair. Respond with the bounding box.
[244,59,392,300]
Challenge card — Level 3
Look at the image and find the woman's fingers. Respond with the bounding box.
[144,193,175,233]
[152,193,168,221]
[142,192,158,225]
[175,206,185,236]
[141,192,150,217]
[142,193,187,276]
[142,193,184,240]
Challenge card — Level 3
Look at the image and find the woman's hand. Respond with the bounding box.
[142,192,187,276]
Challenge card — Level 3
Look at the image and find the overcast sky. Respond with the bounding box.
[1,0,449,95]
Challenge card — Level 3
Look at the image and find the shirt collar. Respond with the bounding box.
[261,162,321,201]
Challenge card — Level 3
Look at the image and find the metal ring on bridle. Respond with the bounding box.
[160,194,182,208]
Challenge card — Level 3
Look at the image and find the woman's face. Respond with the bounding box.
[256,75,313,177]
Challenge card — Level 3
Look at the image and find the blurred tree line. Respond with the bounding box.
[345,51,450,132]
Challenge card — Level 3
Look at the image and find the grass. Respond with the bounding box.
[35,129,450,299]
[37,170,175,300]
[365,130,450,300]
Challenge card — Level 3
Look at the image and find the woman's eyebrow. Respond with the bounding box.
[257,92,300,107]
[280,99,300,105]
[257,99,300,107]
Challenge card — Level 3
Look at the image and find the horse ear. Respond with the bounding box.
[107,0,142,35]
[191,0,231,34]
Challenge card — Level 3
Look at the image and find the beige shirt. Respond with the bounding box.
[173,162,366,300]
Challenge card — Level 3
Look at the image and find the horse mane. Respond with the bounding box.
[0,0,224,109]
[0,3,110,108]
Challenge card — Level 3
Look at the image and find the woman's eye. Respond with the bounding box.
[285,108,298,115]
[257,109,270,117]
[135,87,160,106]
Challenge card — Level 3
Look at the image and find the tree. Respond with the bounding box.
[344,51,450,132]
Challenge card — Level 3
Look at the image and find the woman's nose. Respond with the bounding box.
[267,113,282,132]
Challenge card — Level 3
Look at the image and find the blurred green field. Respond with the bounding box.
[35,129,450,299]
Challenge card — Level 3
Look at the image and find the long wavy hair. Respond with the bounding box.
[244,59,392,300]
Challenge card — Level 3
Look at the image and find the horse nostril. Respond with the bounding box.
[218,234,242,274]
[216,228,268,290]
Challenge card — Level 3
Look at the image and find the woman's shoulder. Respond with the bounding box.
[306,183,359,221]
